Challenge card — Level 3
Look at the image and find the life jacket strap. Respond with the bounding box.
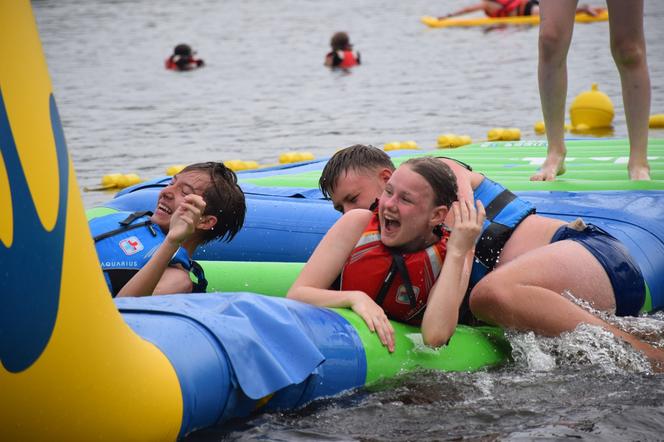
[483,189,516,219]
[119,210,153,226]
[93,211,156,242]
[189,260,208,293]
[473,189,520,270]
[374,251,418,309]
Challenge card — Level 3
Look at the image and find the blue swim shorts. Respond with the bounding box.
[550,222,646,316]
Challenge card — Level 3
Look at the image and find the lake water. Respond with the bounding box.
[33,0,664,440]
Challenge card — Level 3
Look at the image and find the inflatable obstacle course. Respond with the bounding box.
[3,1,662,439]
[102,139,664,313]
[1,3,509,439]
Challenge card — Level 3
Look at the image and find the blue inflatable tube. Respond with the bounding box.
[101,179,339,262]
[117,292,366,437]
[98,179,664,311]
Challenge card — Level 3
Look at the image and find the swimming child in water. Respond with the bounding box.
[325,32,361,69]
[165,43,205,71]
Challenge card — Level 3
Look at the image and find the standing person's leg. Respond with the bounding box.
[531,0,578,182]
[607,0,651,180]
[469,241,664,369]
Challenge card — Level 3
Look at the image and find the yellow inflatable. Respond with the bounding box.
[421,9,608,28]
[0,2,183,440]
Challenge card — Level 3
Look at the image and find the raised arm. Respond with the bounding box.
[288,209,371,304]
[438,158,476,227]
[288,208,396,351]
[421,199,486,347]
[116,194,205,297]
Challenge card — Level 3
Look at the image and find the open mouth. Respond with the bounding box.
[382,216,401,234]
[157,202,173,215]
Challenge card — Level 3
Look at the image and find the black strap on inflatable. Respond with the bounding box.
[93,211,156,242]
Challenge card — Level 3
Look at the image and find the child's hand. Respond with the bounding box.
[446,199,485,256]
[349,291,395,352]
[167,194,206,245]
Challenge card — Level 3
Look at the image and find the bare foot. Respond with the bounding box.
[530,153,566,181]
[578,5,598,16]
[628,164,651,181]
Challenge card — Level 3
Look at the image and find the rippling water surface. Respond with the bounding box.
[34,0,664,208]
[33,1,664,440]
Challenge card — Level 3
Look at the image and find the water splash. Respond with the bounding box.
[506,324,652,375]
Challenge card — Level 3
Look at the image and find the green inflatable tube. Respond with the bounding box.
[201,260,511,379]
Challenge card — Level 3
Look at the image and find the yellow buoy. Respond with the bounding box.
[504,128,521,141]
[399,141,419,150]
[458,135,472,146]
[437,134,459,148]
[437,134,471,148]
[569,83,614,128]
[383,142,401,151]
[101,173,123,189]
[488,128,520,141]
[224,159,246,171]
[116,173,141,189]
[649,114,664,129]
[487,128,504,141]
[278,152,296,164]
[278,151,315,164]
[534,121,545,134]
[299,151,315,161]
[166,165,185,176]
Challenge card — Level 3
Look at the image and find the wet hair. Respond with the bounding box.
[402,157,458,207]
[330,32,351,51]
[180,162,246,244]
[319,144,395,199]
[173,43,193,57]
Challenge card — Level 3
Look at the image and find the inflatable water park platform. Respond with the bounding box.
[100,138,664,311]
[2,1,663,440]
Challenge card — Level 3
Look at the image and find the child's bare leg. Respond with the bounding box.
[532,0,577,181]
[607,0,650,180]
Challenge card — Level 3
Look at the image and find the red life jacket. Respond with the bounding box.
[165,56,204,71]
[487,0,524,17]
[338,50,359,68]
[340,213,449,325]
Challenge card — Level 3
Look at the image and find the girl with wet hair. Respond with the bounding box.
[289,158,485,352]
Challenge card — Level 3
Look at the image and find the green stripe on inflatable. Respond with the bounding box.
[333,309,509,382]
[85,206,118,220]
[241,139,664,191]
[641,284,653,314]
[199,261,510,379]
[202,260,304,296]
